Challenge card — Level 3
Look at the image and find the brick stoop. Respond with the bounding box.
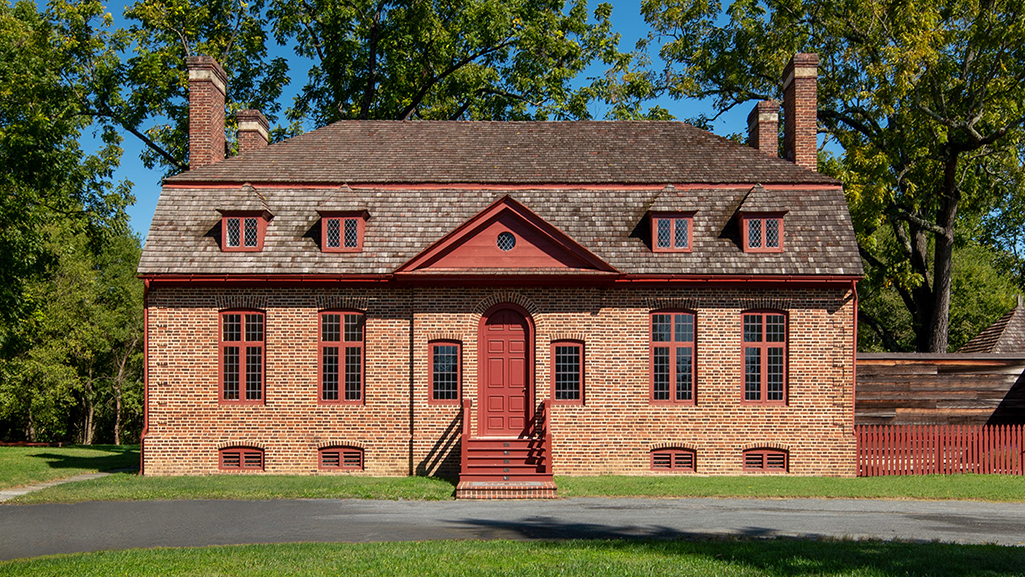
[455,480,557,499]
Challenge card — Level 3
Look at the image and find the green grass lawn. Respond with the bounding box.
[0,445,139,490]
[2,539,1024,576]
[555,473,1025,502]
[10,470,1025,504]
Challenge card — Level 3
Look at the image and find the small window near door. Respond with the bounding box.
[429,341,461,404]
[551,341,583,404]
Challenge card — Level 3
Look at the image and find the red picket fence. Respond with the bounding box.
[856,424,1025,477]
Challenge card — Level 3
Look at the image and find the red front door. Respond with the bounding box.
[480,307,530,436]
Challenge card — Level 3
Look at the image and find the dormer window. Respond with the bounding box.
[321,213,366,253]
[221,213,267,252]
[651,214,693,253]
[742,214,784,253]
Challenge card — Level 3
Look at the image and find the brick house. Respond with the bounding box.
[138,53,861,496]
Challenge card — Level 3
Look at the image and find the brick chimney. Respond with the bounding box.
[782,53,818,171]
[186,55,227,170]
[237,109,269,154]
[747,100,779,156]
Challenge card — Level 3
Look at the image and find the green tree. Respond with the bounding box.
[107,0,632,174]
[0,0,141,443]
[641,0,1025,351]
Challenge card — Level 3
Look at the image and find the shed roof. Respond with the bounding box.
[959,299,1025,354]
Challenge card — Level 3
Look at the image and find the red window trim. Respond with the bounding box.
[649,310,697,405]
[550,340,584,405]
[743,448,788,472]
[318,310,365,405]
[219,310,265,405]
[741,310,788,406]
[741,213,785,253]
[318,446,364,470]
[650,448,696,472]
[651,213,694,253]
[221,213,267,252]
[321,212,366,253]
[429,340,462,405]
[219,447,264,470]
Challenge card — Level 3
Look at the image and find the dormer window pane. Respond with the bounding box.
[344,218,359,248]
[674,218,689,249]
[326,219,341,248]
[226,218,241,247]
[748,219,762,248]
[244,218,259,247]
[657,219,672,248]
[766,218,780,248]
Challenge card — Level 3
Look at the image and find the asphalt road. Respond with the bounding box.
[2,497,1024,560]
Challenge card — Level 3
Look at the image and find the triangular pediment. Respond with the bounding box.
[395,196,618,275]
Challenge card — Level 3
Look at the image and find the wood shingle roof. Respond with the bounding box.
[165,121,839,186]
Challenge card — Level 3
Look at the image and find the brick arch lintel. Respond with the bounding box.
[648,442,696,452]
[426,333,464,343]
[316,440,366,450]
[742,442,790,452]
[316,295,370,312]
[215,294,269,310]
[473,292,546,334]
[216,441,266,450]
[548,333,586,343]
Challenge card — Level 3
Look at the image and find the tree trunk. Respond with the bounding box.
[26,404,36,443]
[82,372,94,445]
[927,155,961,353]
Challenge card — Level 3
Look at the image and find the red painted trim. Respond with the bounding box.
[650,448,696,471]
[318,311,365,405]
[141,279,149,476]
[852,280,859,431]
[321,214,366,253]
[318,446,364,470]
[395,195,618,274]
[164,182,843,191]
[218,446,264,471]
[741,213,785,253]
[139,273,861,289]
[650,213,694,253]
[220,214,267,252]
[550,340,584,405]
[218,310,266,405]
[429,340,462,405]
[649,311,697,405]
[742,448,788,472]
[740,310,788,406]
[477,303,535,437]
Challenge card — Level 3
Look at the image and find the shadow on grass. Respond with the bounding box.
[28,445,139,472]
[452,519,1025,576]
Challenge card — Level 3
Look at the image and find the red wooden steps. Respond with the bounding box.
[460,438,553,482]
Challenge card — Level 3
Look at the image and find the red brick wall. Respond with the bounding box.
[143,285,856,477]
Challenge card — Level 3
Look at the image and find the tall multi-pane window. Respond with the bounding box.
[742,215,784,253]
[322,215,365,252]
[551,341,583,404]
[220,311,264,403]
[430,341,461,403]
[320,311,364,403]
[650,312,695,404]
[743,311,787,403]
[651,214,693,253]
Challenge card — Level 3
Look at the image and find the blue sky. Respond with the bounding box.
[79,1,750,239]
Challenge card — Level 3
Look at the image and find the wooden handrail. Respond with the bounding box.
[460,398,472,475]
[539,399,553,475]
